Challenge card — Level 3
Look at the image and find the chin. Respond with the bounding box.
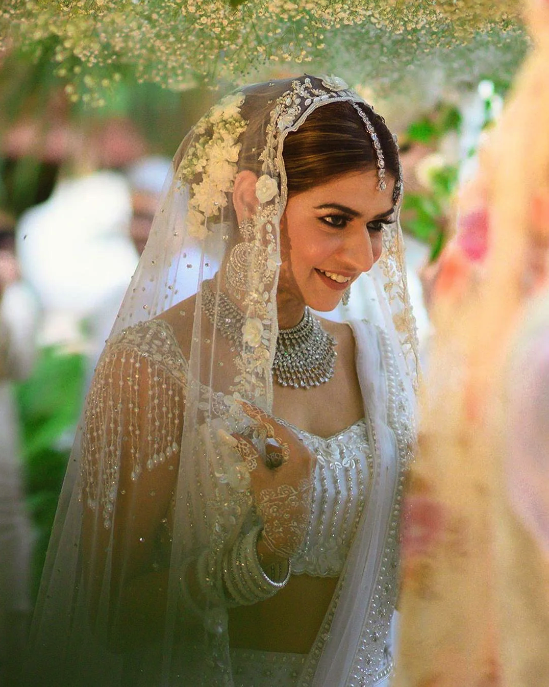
[305,296,342,312]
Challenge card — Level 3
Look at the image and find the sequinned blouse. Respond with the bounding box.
[285,419,371,577]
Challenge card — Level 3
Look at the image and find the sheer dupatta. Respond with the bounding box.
[303,319,412,686]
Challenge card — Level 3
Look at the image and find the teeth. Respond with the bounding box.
[319,269,352,284]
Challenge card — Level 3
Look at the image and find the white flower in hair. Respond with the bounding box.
[191,180,227,216]
[320,74,349,91]
[209,93,246,123]
[210,142,241,164]
[255,175,278,203]
[209,160,238,190]
[187,209,209,240]
[179,91,247,241]
[242,318,264,348]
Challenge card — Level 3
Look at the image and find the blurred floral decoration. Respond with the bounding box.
[0,1,532,224]
[400,80,507,262]
[0,0,529,107]
[400,105,462,262]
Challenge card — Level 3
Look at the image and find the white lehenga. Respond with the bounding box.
[80,315,409,686]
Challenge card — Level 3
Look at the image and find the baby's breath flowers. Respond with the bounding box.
[0,1,527,106]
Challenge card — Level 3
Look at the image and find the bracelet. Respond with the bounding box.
[222,524,291,606]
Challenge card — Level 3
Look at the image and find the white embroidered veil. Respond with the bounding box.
[24,75,417,687]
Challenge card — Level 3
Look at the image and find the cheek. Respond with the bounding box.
[287,222,333,266]
[371,234,384,262]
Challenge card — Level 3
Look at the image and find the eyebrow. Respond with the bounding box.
[314,203,395,219]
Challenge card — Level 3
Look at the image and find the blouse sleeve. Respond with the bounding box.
[79,320,259,632]
[78,322,189,640]
[81,338,184,531]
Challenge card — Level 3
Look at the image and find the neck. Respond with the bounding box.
[276,289,306,329]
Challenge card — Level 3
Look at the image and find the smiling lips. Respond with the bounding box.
[316,268,353,291]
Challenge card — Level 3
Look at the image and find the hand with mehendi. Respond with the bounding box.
[232,400,316,560]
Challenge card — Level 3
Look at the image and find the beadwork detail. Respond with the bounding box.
[284,418,372,577]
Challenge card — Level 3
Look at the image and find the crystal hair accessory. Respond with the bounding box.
[263,77,400,201]
[201,281,337,389]
[351,103,387,192]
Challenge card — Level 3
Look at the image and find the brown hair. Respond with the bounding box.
[283,101,400,196]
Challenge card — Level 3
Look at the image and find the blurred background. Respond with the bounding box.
[0,0,527,682]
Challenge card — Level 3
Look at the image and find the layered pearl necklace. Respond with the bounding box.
[202,281,337,389]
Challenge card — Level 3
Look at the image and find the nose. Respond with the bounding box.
[339,226,377,273]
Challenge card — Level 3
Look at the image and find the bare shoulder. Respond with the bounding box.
[155,293,197,359]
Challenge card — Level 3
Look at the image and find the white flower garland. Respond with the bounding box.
[179,93,247,240]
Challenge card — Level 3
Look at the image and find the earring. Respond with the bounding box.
[238,218,255,240]
[342,286,351,306]
[225,218,256,292]
[226,242,252,293]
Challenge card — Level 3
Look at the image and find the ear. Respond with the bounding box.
[233,170,259,224]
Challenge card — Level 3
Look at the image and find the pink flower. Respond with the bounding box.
[456,208,489,263]
[401,494,447,561]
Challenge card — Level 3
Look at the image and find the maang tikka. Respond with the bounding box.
[351,103,387,192]
[225,218,255,293]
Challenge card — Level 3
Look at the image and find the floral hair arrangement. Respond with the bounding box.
[178,92,248,240]
[178,91,281,241]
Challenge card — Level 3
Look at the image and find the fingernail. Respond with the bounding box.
[217,428,238,447]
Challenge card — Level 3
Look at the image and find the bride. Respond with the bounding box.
[25,75,417,686]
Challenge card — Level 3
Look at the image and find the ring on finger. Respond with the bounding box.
[265,451,285,469]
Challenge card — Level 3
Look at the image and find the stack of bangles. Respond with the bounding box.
[179,524,291,615]
[222,523,291,605]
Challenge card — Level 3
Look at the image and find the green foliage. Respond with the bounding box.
[0,156,60,219]
[15,346,85,596]
[401,103,462,261]
[407,118,438,144]
[406,105,462,145]
[402,164,458,261]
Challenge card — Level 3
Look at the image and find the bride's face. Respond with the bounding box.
[278,168,396,312]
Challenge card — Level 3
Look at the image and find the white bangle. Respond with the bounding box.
[222,524,291,605]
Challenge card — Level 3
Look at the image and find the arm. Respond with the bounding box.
[81,345,183,651]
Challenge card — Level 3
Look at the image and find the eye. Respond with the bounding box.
[320,214,351,229]
[368,218,394,233]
